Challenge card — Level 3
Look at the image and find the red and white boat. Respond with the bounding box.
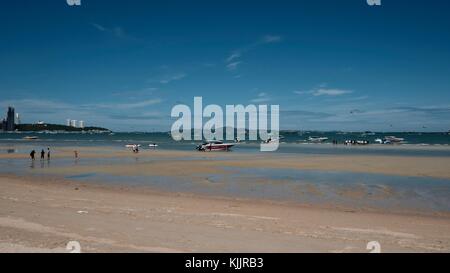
[196,141,235,151]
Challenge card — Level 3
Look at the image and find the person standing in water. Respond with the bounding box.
[47,148,51,160]
[40,149,45,160]
[30,150,36,160]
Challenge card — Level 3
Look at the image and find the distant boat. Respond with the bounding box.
[148,144,158,148]
[384,136,405,144]
[262,135,284,144]
[125,144,141,148]
[196,141,235,151]
[361,131,376,136]
[23,136,38,140]
[375,136,405,144]
[308,136,328,143]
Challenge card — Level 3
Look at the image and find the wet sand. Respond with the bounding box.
[2,147,449,179]
[1,145,450,252]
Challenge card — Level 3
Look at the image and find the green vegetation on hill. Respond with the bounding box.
[12,124,110,132]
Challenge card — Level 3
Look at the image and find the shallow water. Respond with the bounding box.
[5,159,446,214]
[1,139,450,214]
[2,132,450,157]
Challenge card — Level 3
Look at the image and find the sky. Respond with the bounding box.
[0,0,450,132]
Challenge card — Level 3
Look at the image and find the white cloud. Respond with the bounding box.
[294,88,353,97]
[261,35,282,43]
[226,52,241,63]
[148,72,187,85]
[92,23,129,39]
[159,73,186,84]
[226,62,241,71]
[313,89,353,96]
[225,34,282,71]
[251,92,271,103]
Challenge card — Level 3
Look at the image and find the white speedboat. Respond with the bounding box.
[196,141,235,151]
[125,144,141,148]
[23,136,39,140]
[148,144,158,148]
[384,136,405,144]
[308,136,329,143]
[375,138,384,144]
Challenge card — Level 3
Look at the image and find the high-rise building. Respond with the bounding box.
[15,113,20,125]
[67,119,71,126]
[6,107,15,131]
[70,120,77,128]
[79,120,85,128]
[1,119,6,131]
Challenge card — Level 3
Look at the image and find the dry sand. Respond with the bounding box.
[1,175,450,253]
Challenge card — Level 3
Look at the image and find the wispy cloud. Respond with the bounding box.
[92,23,130,39]
[111,87,158,98]
[312,88,353,96]
[226,62,242,71]
[251,92,271,103]
[261,35,282,43]
[226,52,241,63]
[225,34,282,71]
[95,99,162,109]
[147,69,187,85]
[159,73,186,84]
[294,87,353,97]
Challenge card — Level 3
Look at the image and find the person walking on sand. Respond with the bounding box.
[74,150,78,159]
[40,149,45,160]
[30,150,36,160]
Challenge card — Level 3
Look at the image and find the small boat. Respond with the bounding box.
[308,136,328,143]
[125,144,141,148]
[23,136,39,140]
[361,131,376,136]
[148,144,158,148]
[196,141,235,151]
[375,138,384,144]
[384,136,405,144]
[262,135,283,144]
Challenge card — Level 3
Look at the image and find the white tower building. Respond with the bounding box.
[15,113,20,125]
[79,121,84,129]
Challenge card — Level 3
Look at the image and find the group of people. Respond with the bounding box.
[30,148,51,160]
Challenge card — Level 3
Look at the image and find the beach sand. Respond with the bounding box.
[1,175,450,253]
[1,146,450,253]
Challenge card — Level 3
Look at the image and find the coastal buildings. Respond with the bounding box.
[1,107,15,132]
[15,113,20,125]
[67,119,85,128]
[6,107,15,131]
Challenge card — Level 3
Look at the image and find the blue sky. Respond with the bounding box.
[1,0,450,132]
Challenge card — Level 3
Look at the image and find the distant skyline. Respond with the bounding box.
[1,0,450,132]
